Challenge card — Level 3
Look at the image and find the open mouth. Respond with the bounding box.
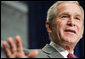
[64,29,76,34]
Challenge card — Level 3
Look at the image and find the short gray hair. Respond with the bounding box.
[47,1,84,23]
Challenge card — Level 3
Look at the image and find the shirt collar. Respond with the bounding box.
[50,41,74,58]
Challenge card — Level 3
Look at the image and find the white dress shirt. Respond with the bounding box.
[50,41,74,58]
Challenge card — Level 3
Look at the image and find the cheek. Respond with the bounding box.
[53,19,66,36]
[76,24,80,32]
[56,20,65,34]
[56,21,63,32]
[75,22,84,38]
[76,22,83,32]
[56,20,65,28]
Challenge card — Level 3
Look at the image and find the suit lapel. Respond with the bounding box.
[42,44,64,58]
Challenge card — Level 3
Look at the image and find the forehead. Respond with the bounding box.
[57,2,82,16]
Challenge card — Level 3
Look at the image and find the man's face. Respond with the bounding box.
[50,3,84,44]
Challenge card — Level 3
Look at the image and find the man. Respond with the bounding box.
[1,1,84,58]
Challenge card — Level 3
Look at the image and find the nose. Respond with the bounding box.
[67,18,75,26]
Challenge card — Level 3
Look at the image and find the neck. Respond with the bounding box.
[62,44,74,53]
[53,40,76,53]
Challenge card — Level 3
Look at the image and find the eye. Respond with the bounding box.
[75,17,80,20]
[61,15,69,18]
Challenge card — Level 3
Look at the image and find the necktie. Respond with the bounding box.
[67,52,75,58]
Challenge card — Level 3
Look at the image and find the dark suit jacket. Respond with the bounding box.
[1,44,64,58]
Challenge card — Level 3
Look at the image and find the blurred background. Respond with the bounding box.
[1,1,84,58]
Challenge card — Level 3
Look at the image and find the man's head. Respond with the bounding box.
[46,1,84,46]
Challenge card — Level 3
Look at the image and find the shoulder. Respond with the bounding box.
[24,44,62,58]
[24,49,49,58]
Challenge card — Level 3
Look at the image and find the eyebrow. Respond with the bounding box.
[58,12,70,17]
[59,12,70,15]
[59,12,82,18]
[75,14,82,18]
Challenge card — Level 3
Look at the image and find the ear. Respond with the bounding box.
[45,21,52,33]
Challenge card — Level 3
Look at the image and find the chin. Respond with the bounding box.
[62,37,77,44]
